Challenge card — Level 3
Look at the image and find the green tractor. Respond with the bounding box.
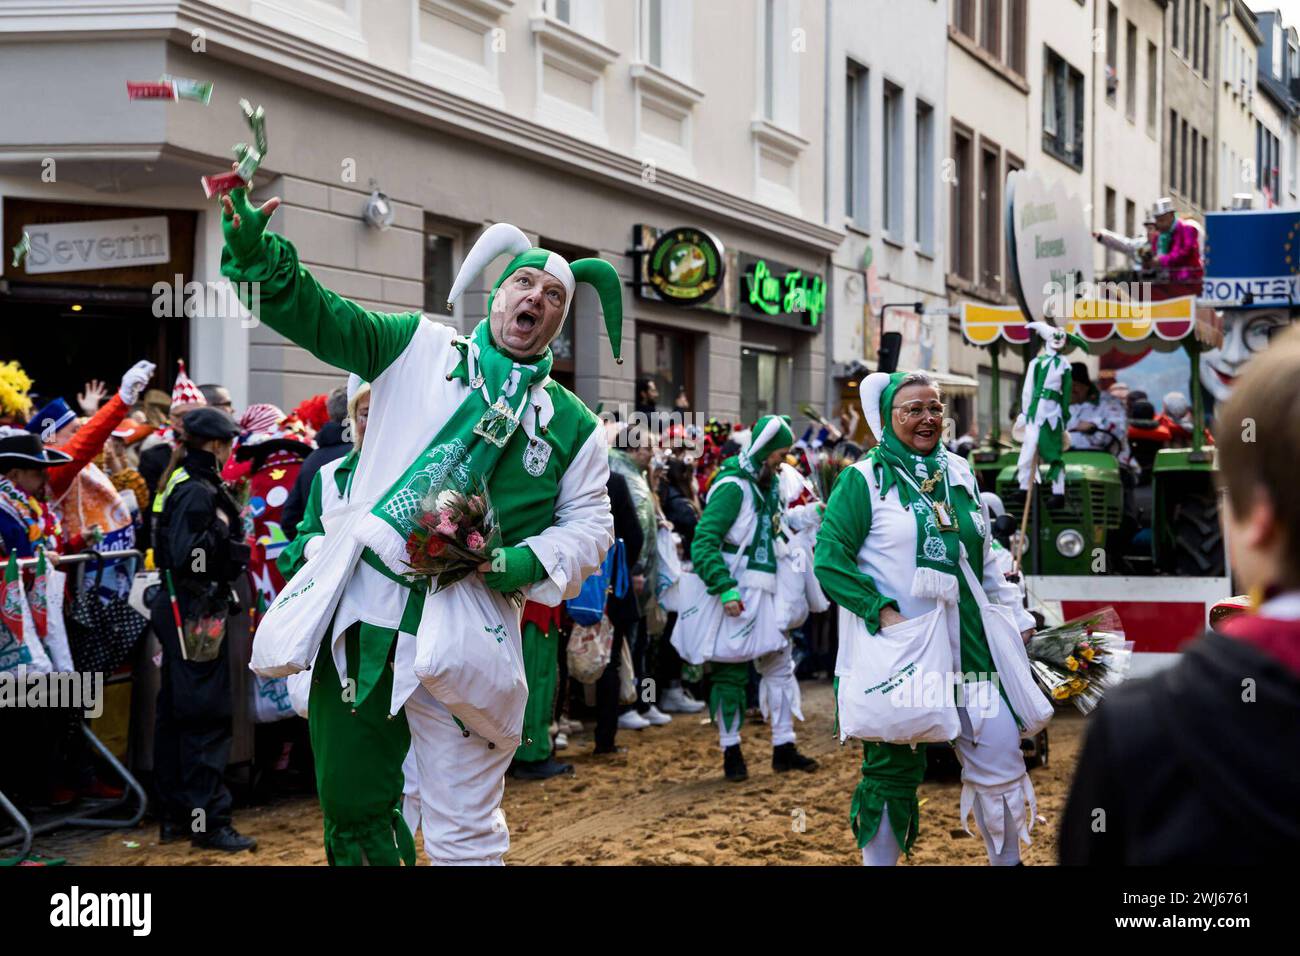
[960,296,1232,679]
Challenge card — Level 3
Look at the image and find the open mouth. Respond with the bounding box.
[514,309,538,333]
[914,426,937,440]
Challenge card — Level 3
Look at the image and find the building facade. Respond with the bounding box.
[824,0,952,437]
[1163,0,1217,217]
[1217,1,1262,209]
[0,0,840,428]
[1253,8,1300,208]
[946,0,1032,436]
[1091,0,1166,273]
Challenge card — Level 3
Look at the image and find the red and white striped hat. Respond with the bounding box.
[170,359,206,409]
[239,403,283,436]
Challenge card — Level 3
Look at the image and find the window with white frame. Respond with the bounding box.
[1043,46,1084,170]
[544,0,602,38]
[639,0,691,80]
[882,80,904,241]
[845,61,869,227]
[759,0,799,131]
[915,99,934,255]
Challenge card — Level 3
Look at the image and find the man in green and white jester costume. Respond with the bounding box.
[221,189,616,865]
[687,414,819,782]
[1014,321,1089,499]
[814,371,1039,865]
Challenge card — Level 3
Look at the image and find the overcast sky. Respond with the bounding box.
[1250,1,1300,31]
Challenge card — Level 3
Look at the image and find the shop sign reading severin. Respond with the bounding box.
[17,217,171,275]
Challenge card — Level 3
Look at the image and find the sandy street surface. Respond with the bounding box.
[50,682,1086,865]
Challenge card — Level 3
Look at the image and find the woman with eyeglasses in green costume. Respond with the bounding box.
[814,370,1040,866]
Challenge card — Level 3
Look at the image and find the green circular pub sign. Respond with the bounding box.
[648,227,724,306]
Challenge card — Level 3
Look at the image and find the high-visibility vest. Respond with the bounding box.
[151,467,190,515]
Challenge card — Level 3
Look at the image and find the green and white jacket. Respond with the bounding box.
[225,233,613,715]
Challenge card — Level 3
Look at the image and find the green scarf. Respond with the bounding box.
[708,415,792,574]
[368,319,552,576]
[866,373,960,602]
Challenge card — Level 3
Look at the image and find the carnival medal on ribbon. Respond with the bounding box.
[473,396,521,448]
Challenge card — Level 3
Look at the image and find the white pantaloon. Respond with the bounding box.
[860,691,1036,866]
[400,745,420,837]
[755,641,803,747]
[404,685,515,865]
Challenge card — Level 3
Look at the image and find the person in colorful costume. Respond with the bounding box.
[221,189,616,866]
[689,415,818,782]
[0,429,70,558]
[814,371,1039,866]
[1014,322,1087,499]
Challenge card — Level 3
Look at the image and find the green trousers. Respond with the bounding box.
[850,742,928,855]
[515,621,557,763]
[308,626,416,866]
[708,661,749,731]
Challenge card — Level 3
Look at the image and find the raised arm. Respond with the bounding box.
[219,188,421,382]
[812,466,899,634]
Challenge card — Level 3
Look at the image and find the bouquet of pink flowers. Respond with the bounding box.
[403,475,506,594]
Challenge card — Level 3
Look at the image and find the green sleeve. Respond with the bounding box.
[690,480,744,597]
[813,466,899,634]
[221,232,422,382]
[277,468,326,580]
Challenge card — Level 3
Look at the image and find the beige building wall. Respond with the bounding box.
[1091,0,1166,275]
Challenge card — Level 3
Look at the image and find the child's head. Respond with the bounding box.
[1216,324,1300,596]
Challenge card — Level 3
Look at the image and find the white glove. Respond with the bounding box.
[118,360,156,406]
[304,534,325,562]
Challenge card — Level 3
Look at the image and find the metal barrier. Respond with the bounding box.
[0,549,149,862]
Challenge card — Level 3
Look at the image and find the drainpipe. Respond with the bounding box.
[822,0,837,416]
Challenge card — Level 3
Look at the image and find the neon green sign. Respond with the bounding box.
[744,258,825,327]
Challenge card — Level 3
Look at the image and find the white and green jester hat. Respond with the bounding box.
[446,222,625,362]
[1026,321,1089,356]
[736,414,794,477]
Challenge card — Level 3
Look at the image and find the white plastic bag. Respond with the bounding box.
[567,616,614,684]
[249,500,368,678]
[774,539,810,632]
[668,572,716,665]
[669,574,784,664]
[286,669,312,718]
[412,576,527,750]
[655,527,682,612]
[835,605,960,744]
[250,674,297,723]
[40,564,75,673]
[958,554,1053,736]
[794,528,831,614]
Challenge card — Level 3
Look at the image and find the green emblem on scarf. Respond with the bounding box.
[371,320,552,551]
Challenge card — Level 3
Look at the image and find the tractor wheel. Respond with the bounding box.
[1171,490,1225,577]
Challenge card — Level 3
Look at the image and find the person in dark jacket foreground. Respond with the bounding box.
[1059,329,1300,864]
[149,407,256,853]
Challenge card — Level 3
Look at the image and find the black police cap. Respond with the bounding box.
[184,406,241,441]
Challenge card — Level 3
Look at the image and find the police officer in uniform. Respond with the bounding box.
[149,407,256,852]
